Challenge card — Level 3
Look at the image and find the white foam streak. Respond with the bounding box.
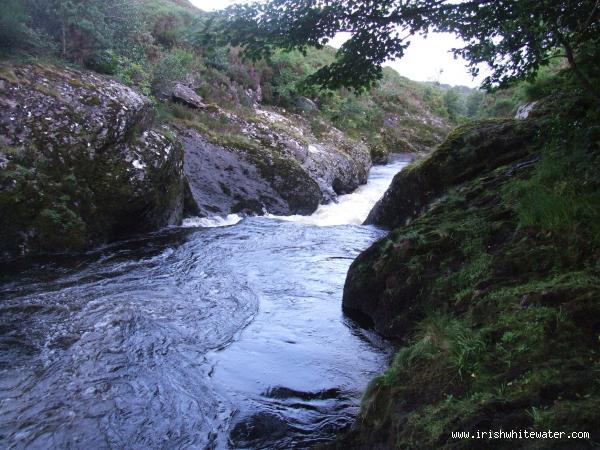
[181,155,412,229]
[182,214,242,228]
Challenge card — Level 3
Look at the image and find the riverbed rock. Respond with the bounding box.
[248,108,372,204]
[180,128,295,216]
[0,64,184,259]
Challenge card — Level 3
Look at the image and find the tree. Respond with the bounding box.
[25,0,143,63]
[466,91,485,118]
[206,0,600,95]
[0,0,36,53]
[443,87,466,122]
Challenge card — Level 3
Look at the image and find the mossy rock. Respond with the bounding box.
[0,64,184,259]
[365,119,539,228]
[338,101,600,449]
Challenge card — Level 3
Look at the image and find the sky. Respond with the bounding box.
[189,0,485,87]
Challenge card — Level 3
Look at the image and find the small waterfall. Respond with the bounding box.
[182,154,413,229]
[270,154,413,226]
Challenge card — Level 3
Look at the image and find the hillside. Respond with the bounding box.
[0,0,456,259]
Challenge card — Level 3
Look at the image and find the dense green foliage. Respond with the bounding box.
[0,0,37,51]
[0,0,455,141]
[210,0,600,95]
[0,0,528,150]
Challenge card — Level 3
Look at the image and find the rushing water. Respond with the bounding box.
[0,155,412,449]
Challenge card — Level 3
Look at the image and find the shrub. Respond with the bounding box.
[152,47,201,94]
[84,50,120,75]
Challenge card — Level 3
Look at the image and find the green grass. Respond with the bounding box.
[382,314,487,386]
[507,148,600,244]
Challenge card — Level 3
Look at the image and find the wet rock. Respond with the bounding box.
[263,386,342,401]
[0,64,184,259]
[180,128,291,216]
[230,412,290,448]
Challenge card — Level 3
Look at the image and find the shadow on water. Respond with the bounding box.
[0,156,411,449]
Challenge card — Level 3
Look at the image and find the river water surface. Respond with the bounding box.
[0,155,411,449]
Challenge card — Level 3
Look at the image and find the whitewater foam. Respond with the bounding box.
[181,214,242,228]
[269,155,412,226]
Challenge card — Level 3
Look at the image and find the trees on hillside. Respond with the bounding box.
[0,0,38,52]
[0,0,144,63]
[25,0,143,63]
[210,0,600,94]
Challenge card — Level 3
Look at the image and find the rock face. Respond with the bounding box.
[348,120,540,334]
[366,98,452,164]
[181,128,307,216]
[0,64,184,259]
[176,106,371,217]
[244,109,372,205]
[343,120,536,337]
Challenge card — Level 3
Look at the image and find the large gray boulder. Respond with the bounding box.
[0,64,184,259]
[180,129,296,216]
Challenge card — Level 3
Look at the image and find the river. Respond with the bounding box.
[0,155,412,449]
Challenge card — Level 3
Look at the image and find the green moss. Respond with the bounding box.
[339,95,600,449]
[33,82,60,98]
[0,145,21,155]
[0,124,183,257]
[67,78,96,90]
[80,94,103,106]
[367,136,390,163]
[0,64,19,83]
[35,206,87,251]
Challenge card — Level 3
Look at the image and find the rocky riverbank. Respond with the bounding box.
[0,64,185,259]
[0,63,448,261]
[335,94,600,449]
[173,104,371,217]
